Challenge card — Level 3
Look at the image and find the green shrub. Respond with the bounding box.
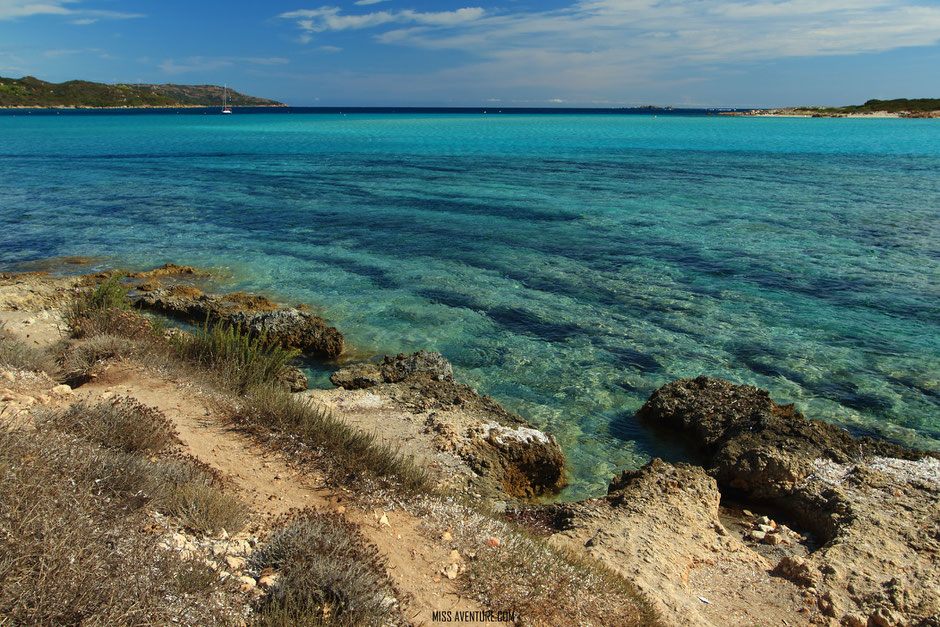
[65,276,158,340]
[173,320,299,393]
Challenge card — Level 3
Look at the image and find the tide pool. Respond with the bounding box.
[1,111,938,498]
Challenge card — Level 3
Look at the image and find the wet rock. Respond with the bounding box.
[330,350,454,389]
[136,286,344,358]
[275,365,307,392]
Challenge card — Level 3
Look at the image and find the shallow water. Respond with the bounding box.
[1,111,938,498]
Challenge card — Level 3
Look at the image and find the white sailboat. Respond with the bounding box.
[221,84,232,114]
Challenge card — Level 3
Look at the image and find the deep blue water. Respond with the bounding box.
[1,110,938,498]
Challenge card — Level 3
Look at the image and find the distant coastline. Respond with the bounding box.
[722,98,940,118]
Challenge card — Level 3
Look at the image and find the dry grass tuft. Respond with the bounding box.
[164,482,248,536]
[0,321,58,375]
[414,495,662,627]
[0,424,242,625]
[231,385,430,494]
[39,397,178,454]
[250,509,405,626]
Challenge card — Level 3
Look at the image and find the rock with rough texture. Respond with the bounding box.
[549,459,809,626]
[274,365,308,393]
[637,376,940,625]
[330,350,454,389]
[330,351,566,500]
[135,286,343,358]
[637,375,921,500]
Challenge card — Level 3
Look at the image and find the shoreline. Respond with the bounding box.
[2,260,938,625]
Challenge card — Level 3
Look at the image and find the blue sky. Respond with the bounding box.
[1,0,939,107]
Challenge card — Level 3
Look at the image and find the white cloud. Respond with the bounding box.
[159,56,290,75]
[276,0,940,103]
[279,6,485,33]
[355,0,389,4]
[0,0,142,21]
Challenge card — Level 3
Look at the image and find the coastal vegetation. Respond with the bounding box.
[0,75,283,108]
[1,268,659,625]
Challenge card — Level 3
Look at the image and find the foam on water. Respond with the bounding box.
[1,112,938,498]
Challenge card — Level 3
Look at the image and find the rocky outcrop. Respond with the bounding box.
[637,376,940,626]
[330,351,566,500]
[637,375,920,500]
[548,459,809,626]
[135,286,343,358]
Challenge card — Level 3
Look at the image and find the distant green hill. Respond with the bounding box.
[127,84,284,107]
[0,76,284,108]
[837,98,940,113]
[0,76,178,107]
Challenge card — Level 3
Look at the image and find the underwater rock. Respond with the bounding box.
[135,286,344,358]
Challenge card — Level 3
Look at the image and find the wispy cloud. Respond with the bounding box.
[275,0,940,104]
[355,0,389,5]
[0,0,143,21]
[158,56,290,75]
[279,6,485,33]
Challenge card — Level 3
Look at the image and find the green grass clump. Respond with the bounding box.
[233,385,430,494]
[172,320,299,393]
[65,275,157,340]
[250,510,403,627]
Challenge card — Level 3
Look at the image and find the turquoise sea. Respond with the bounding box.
[1,110,938,498]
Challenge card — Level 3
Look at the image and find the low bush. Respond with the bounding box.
[35,402,248,535]
[250,510,403,627]
[233,385,430,494]
[59,333,139,385]
[39,397,177,454]
[0,425,241,625]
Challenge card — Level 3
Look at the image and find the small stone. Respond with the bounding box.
[335,505,346,515]
[757,515,771,525]
[758,524,774,533]
[257,573,279,589]
[51,384,73,396]
[449,550,461,563]
[212,544,228,556]
[378,513,390,527]
[485,538,500,548]
[202,559,219,570]
[238,576,257,591]
[750,530,766,542]
[442,563,460,580]
[763,533,784,546]
[225,556,246,570]
[171,533,188,549]
[742,509,754,518]
[441,531,453,542]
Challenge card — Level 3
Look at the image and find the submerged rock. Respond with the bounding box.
[331,351,566,500]
[135,286,344,358]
